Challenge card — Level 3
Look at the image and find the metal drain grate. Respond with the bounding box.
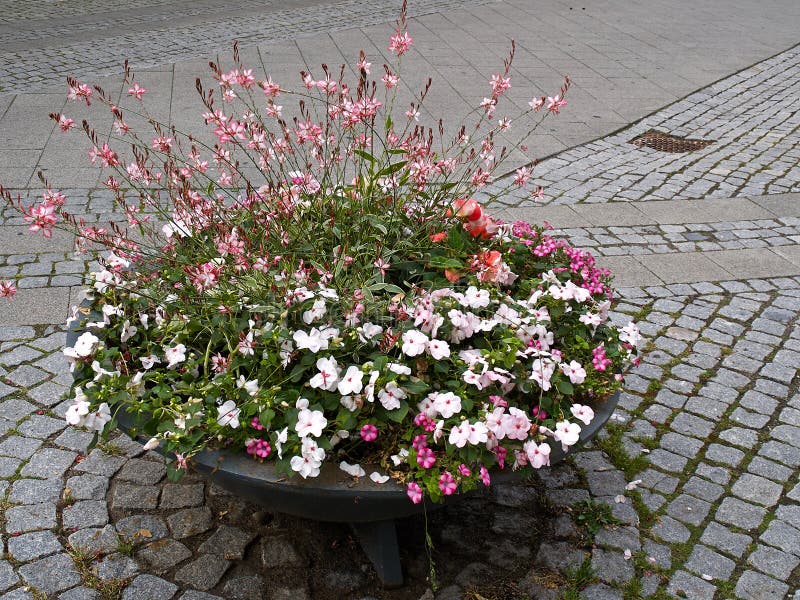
[629,129,715,153]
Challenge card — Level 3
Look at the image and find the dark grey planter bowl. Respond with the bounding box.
[67,302,620,586]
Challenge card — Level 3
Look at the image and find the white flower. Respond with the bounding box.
[561,360,587,385]
[387,363,411,375]
[84,402,112,431]
[302,298,327,324]
[377,382,406,410]
[65,394,91,426]
[466,421,489,445]
[432,392,462,418]
[275,427,288,458]
[401,330,428,356]
[553,420,581,451]
[370,472,390,484]
[64,332,101,361]
[216,400,241,428]
[523,440,551,468]
[625,479,643,491]
[620,322,642,348]
[140,355,160,370]
[579,312,602,327]
[427,339,451,360]
[90,360,117,381]
[290,437,325,478]
[236,376,260,397]
[462,286,490,308]
[359,322,383,343]
[339,461,366,477]
[309,356,341,391]
[296,407,327,438]
[92,269,118,293]
[165,343,187,368]
[530,358,555,391]
[570,403,595,426]
[293,328,331,353]
[337,365,364,396]
[143,438,160,451]
[449,423,470,448]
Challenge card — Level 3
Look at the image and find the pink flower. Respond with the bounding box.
[547,95,567,113]
[438,471,457,496]
[416,447,435,469]
[360,423,378,442]
[412,434,428,451]
[479,466,491,486]
[0,280,16,299]
[406,482,423,504]
[246,439,271,458]
[389,30,413,56]
[127,83,147,99]
[251,417,265,431]
[458,464,471,477]
[592,344,612,371]
[57,115,75,132]
[25,203,57,238]
[67,81,93,105]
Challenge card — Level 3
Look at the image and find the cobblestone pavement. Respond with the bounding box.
[2,2,800,600]
[490,45,800,207]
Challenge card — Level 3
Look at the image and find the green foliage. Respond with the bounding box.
[571,499,620,536]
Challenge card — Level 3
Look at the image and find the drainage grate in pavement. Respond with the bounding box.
[629,129,715,153]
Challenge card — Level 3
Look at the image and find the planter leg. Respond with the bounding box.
[350,520,404,588]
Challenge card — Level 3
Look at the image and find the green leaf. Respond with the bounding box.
[353,149,376,164]
[385,401,409,422]
[556,380,574,395]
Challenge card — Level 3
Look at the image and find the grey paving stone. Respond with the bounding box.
[137,539,193,575]
[700,521,752,559]
[666,494,712,526]
[58,587,100,600]
[659,432,703,458]
[17,413,66,438]
[9,477,63,504]
[174,554,230,591]
[116,458,166,485]
[667,570,716,600]
[0,435,41,459]
[683,476,725,502]
[648,449,688,473]
[18,553,81,594]
[594,526,641,553]
[684,544,736,580]
[66,474,108,500]
[716,497,767,531]
[260,537,303,568]
[116,515,169,543]
[731,473,783,507]
[197,525,256,560]
[55,428,95,453]
[5,502,56,533]
[159,483,205,509]
[734,570,789,600]
[6,530,61,562]
[652,515,690,543]
[179,592,223,600]
[759,440,800,467]
[0,561,19,594]
[62,499,109,530]
[704,443,745,467]
[94,554,139,580]
[67,525,120,555]
[73,449,126,476]
[122,575,178,600]
[20,447,76,478]
[166,507,214,539]
[0,456,21,477]
[26,380,69,406]
[747,545,800,580]
[112,483,160,510]
[747,456,793,482]
[718,426,759,449]
[759,519,800,556]
[586,470,627,497]
[220,575,265,600]
[642,538,671,569]
[0,398,36,421]
[578,583,622,599]
[590,549,634,585]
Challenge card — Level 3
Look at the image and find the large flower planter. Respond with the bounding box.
[66,305,619,585]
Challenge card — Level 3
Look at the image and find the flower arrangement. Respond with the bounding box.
[0,5,640,503]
